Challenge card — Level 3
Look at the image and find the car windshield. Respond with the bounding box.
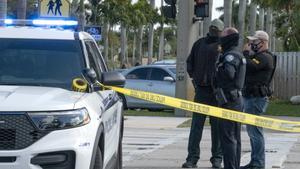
[0,38,85,90]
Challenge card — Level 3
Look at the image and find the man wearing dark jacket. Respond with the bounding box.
[182,19,224,169]
[240,31,275,169]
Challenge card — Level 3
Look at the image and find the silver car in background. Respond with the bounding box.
[121,65,176,110]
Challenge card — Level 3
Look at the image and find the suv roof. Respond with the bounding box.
[0,27,93,40]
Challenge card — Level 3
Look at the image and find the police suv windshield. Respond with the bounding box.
[0,38,85,90]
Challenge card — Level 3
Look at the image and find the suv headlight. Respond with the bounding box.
[28,108,90,131]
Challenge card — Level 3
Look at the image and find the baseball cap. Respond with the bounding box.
[247,30,269,41]
[210,19,224,31]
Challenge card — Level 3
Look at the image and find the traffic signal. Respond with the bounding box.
[194,0,209,18]
[162,0,177,19]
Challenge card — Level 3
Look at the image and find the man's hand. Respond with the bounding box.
[243,43,251,57]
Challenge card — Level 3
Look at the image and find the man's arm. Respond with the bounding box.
[186,44,196,78]
[246,54,268,72]
[218,55,240,80]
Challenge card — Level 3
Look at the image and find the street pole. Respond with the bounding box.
[175,0,199,117]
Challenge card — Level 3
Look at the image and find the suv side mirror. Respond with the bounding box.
[164,76,175,82]
[102,71,125,87]
[83,68,97,84]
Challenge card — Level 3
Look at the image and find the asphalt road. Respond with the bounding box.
[123,116,300,169]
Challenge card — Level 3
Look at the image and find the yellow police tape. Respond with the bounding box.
[100,84,300,133]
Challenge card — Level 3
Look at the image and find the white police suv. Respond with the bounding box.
[0,21,125,169]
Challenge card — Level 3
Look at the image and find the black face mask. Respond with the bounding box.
[219,33,239,52]
[250,41,263,53]
[209,27,221,38]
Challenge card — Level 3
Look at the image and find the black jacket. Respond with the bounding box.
[244,50,274,86]
[215,47,246,92]
[186,35,220,86]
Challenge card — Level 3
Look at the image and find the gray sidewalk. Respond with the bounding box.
[123,116,300,169]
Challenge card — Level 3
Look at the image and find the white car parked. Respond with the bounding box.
[0,25,125,169]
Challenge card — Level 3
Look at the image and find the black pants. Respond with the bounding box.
[186,86,222,165]
[219,97,243,169]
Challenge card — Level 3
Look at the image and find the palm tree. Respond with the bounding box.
[0,0,7,25]
[253,0,300,51]
[131,0,153,65]
[119,1,131,67]
[17,0,26,19]
[129,0,148,65]
[224,0,233,27]
[237,0,247,50]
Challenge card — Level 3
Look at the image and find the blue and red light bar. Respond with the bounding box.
[3,19,78,26]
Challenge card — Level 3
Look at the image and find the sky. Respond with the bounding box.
[132,0,223,19]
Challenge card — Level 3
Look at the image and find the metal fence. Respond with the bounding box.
[273,52,300,100]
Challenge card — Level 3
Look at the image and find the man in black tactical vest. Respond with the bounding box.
[240,31,276,169]
[214,27,246,169]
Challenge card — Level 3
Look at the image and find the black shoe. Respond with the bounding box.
[240,164,265,169]
[212,162,221,168]
[182,161,198,168]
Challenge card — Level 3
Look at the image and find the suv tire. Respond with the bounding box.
[119,94,127,110]
[94,147,103,169]
[114,136,123,169]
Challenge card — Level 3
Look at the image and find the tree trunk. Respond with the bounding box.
[0,0,7,26]
[148,25,154,64]
[17,0,26,19]
[203,0,213,35]
[120,24,127,68]
[137,25,144,65]
[110,28,115,70]
[148,0,155,64]
[125,30,129,65]
[249,2,257,35]
[132,33,137,66]
[272,26,276,52]
[93,6,98,24]
[266,8,273,51]
[224,0,232,27]
[104,23,109,63]
[158,0,164,61]
[158,26,164,61]
[71,0,79,18]
[259,7,264,30]
[237,0,247,50]
[78,0,85,31]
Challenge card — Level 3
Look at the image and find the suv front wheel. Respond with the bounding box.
[94,147,103,169]
[114,136,122,169]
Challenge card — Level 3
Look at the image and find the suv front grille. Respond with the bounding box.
[0,113,48,150]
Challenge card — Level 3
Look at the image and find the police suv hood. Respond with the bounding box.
[0,86,85,111]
